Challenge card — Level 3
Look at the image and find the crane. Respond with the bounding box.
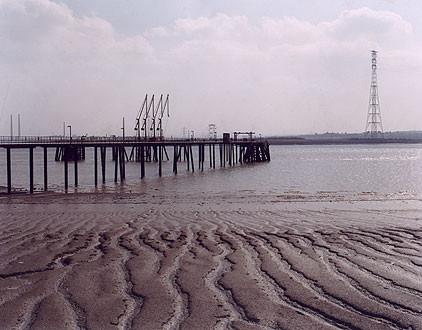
[158,94,169,140]
[134,94,169,141]
[134,94,148,141]
[150,94,163,140]
[134,94,154,140]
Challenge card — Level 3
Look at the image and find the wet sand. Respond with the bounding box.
[0,191,422,329]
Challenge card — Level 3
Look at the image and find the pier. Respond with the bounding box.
[0,135,270,194]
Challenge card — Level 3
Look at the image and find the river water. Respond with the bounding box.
[0,144,421,199]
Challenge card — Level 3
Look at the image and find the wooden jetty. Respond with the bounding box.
[0,136,270,194]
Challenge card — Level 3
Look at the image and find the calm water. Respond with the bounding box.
[0,144,421,198]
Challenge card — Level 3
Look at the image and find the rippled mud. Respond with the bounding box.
[0,193,421,329]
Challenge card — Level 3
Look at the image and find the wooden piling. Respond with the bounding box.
[233,144,236,165]
[6,148,11,193]
[153,146,158,162]
[94,147,98,186]
[55,147,60,161]
[213,144,216,169]
[122,147,126,180]
[43,147,48,191]
[186,146,190,171]
[29,148,34,193]
[173,145,178,174]
[178,146,182,161]
[114,147,119,183]
[112,147,117,161]
[198,145,201,170]
[190,145,194,172]
[201,144,204,171]
[163,146,169,161]
[119,147,124,182]
[100,147,106,184]
[219,144,223,167]
[223,144,226,167]
[209,144,212,168]
[74,159,78,187]
[64,157,68,191]
[140,145,145,179]
[158,145,162,177]
[121,147,126,180]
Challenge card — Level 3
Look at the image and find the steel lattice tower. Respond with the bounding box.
[365,50,383,135]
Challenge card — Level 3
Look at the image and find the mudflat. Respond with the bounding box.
[0,192,421,329]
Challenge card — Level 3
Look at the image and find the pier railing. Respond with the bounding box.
[0,135,258,146]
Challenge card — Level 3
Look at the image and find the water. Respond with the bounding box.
[0,144,421,199]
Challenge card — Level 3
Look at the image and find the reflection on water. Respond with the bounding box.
[0,144,421,198]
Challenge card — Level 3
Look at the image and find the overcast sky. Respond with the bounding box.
[1,0,422,137]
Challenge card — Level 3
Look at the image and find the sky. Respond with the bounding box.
[1,0,422,137]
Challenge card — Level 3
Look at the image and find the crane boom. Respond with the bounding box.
[134,94,148,132]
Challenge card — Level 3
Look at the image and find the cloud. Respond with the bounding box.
[0,1,421,136]
[325,7,412,39]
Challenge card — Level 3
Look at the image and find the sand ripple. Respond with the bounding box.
[0,196,422,329]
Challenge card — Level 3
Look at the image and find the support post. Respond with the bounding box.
[163,147,169,161]
[186,146,190,171]
[201,145,204,171]
[64,157,68,191]
[219,144,223,167]
[74,159,78,187]
[223,144,226,167]
[213,144,216,169]
[190,145,194,172]
[101,147,106,184]
[119,147,125,181]
[94,147,98,186]
[232,144,235,166]
[6,148,11,193]
[29,148,34,193]
[122,147,126,180]
[43,147,48,191]
[199,145,201,171]
[114,146,119,183]
[209,144,212,168]
[140,145,145,179]
[173,145,178,174]
[158,145,162,177]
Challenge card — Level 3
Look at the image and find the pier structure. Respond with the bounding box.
[0,136,270,194]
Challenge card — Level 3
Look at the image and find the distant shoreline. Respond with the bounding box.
[266,137,422,145]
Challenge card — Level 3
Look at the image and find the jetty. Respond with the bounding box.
[0,135,270,194]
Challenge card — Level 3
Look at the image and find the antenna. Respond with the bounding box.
[365,50,383,136]
[10,114,13,139]
[18,113,21,137]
